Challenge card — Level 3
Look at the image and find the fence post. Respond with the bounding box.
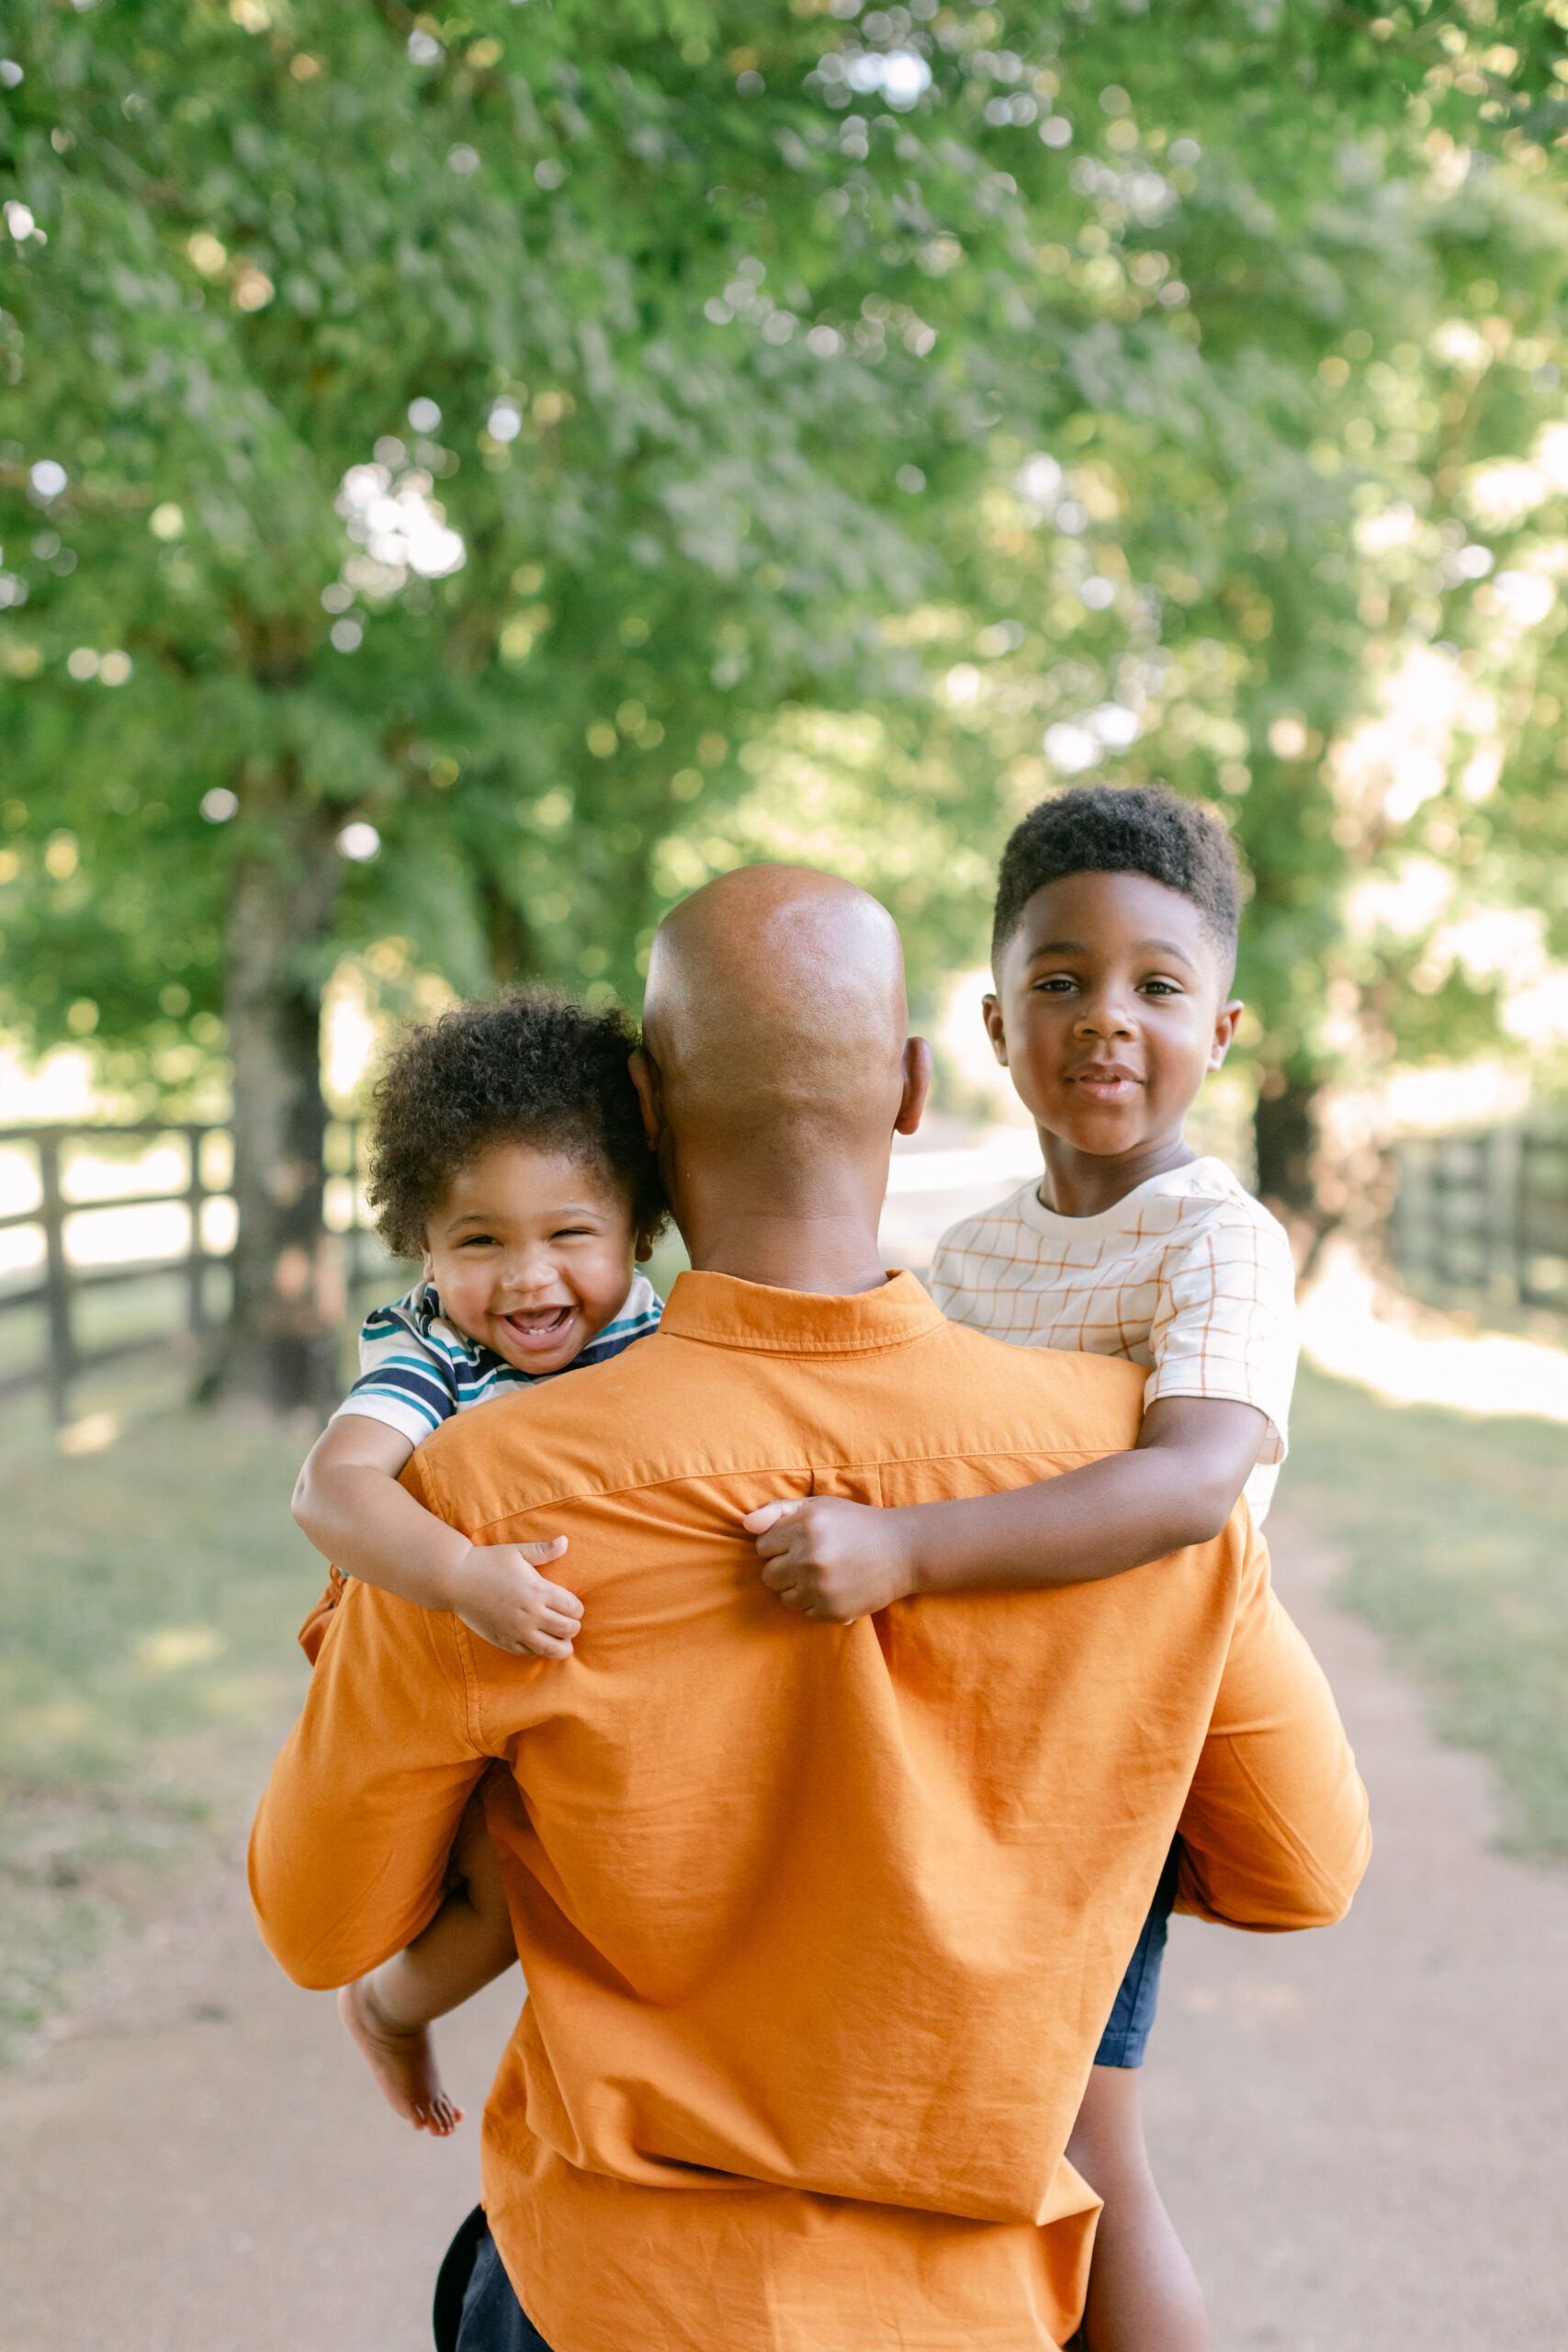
[37,1133,75,1428]
[348,1119,363,1290]
[185,1124,209,1338]
[1487,1124,1522,1309]
[1391,1137,1418,1286]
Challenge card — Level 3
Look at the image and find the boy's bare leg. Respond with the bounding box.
[1066,2065,1208,2352]
[338,1800,516,2136]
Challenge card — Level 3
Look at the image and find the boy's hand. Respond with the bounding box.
[742,1498,919,1623]
[450,1538,582,1659]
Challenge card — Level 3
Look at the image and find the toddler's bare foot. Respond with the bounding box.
[337,1977,463,2135]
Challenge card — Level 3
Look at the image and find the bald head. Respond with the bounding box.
[643,865,910,1161]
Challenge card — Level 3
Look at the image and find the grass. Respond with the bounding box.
[0,1411,317,2062]
[1285,1359,1568,1866]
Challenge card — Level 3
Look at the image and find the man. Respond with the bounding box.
[251,866,1370,2352]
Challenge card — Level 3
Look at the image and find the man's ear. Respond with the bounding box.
[628,1046,666,1149]
[981,993,1009,1069]
[894,1036,934,1137]
[1209,998,1244,1070]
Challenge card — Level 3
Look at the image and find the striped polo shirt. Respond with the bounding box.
[331,1270,664,1446]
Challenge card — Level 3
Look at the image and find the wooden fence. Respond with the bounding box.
[1391,1122,1568,1321]
[0,1120,381,1428]
[6,1113,1562,1432]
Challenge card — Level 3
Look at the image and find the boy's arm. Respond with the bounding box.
[747,1395,1268,1622]
[292,1415,582,1658]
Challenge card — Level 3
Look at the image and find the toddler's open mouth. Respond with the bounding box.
[502,1304,578,1350]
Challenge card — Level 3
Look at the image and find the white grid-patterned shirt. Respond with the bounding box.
[331,1270,663,1448]
[931,1158,1298,1521]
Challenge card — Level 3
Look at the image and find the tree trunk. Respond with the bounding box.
[1254,1066,1327,1272]
[480,867,541,988]
[209,766,344,1419]
[1254,1069,1318,1214]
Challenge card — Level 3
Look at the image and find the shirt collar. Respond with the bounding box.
[413,1282,503,1369]
[658,1268,944,1355]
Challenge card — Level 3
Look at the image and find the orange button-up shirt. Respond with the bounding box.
[251,1272,1369,2352]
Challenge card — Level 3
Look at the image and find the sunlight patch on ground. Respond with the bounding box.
[1300,1239,1568,1425]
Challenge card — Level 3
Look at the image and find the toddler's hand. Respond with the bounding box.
[742,1497,919,1623]
[451,1538,581,1658]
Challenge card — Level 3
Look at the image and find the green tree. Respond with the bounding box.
[4,0,1568,1404]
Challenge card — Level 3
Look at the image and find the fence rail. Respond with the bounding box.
[0,1120,379,1428]
[8,1114,1562,1430]
[1391,1123,1568,1321]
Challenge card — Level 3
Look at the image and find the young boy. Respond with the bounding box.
[745,784,1299,2352]
[291,989,665,2135]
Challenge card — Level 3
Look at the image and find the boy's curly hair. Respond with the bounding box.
[991,784,1242,977]
[366,989,667,1261]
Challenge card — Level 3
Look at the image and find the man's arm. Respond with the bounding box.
[249,1569,494,1989]
[1177,1517,1371,1931]
[747,1396,1266,1623]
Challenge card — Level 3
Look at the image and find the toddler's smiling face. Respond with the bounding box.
[422,1139,637,1375]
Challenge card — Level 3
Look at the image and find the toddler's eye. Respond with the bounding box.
[1032,975,1077,994]
[1140,979,1180,997]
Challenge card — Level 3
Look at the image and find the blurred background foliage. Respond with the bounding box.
[5,0,1568,1393]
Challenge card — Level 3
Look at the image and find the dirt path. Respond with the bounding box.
[3,1512,1565,2351]
[1145,1512,1568,2350]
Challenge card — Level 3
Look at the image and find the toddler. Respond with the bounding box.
[746,785,1300,2352]
[292,989,665,2134]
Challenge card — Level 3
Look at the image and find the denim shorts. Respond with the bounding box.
[435,2210,555,2352]
[1092,1838,1180,2069]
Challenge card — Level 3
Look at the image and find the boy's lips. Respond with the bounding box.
[1067,1065,1144,1101]
[501,1304,579,1351]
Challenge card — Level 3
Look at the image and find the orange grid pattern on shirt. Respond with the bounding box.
[931,1180,1298,1462]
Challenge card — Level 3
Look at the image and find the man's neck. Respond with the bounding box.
[678,1201,890,1297]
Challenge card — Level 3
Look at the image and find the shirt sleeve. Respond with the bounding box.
[248,1578,488,1987]
[1177,1511,1371,1931]
[250,1440,562,1988]
[328,1302,457,1446]
[1144,1207,1299,1462]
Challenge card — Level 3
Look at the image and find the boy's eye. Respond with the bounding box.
[1139,978,1182,997]
[457,1232,500,1249]
[1032,975,1078,994]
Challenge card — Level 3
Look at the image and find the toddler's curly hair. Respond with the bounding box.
[366,989,667,1261]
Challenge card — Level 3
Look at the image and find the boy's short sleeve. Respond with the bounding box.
[1144,1204,1299,1465]
[329,1300,458,1446]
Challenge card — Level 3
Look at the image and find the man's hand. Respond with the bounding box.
[742,1497,920,1623]
[450,1538,582,1658]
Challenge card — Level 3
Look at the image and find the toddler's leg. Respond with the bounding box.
[339,1791,517,2135]
[1066,2065,1207,2352]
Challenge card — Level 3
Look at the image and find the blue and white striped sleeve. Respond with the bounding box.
[329,1300,459,1447]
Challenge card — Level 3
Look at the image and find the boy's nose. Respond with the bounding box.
[1074,996,1134,1038]
[496,1250,558,1297]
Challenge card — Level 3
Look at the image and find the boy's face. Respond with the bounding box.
[422,1140,637,1375]
[984,869,1242,1169]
